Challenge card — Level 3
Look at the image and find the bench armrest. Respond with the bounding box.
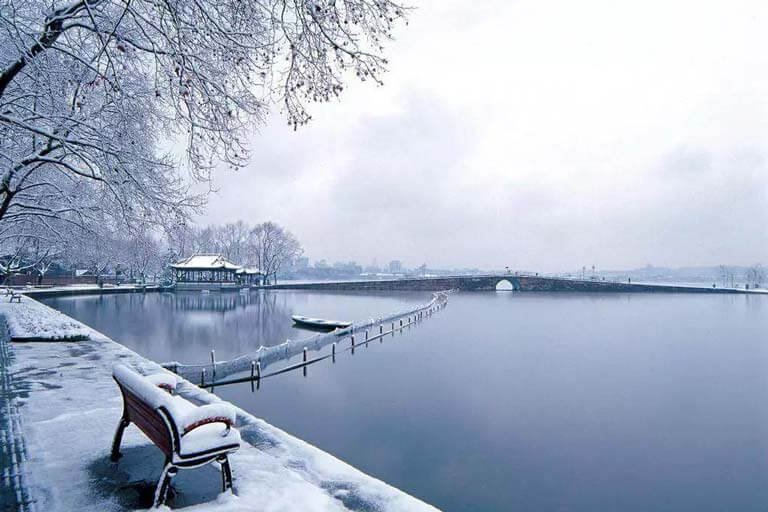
[145,372,179,393]
[180,403,236,436]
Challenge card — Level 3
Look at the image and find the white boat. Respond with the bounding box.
[291,315,351,330]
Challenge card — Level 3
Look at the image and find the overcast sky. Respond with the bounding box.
[202,0,768,272]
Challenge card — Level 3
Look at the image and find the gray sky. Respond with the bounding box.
[202,0,768,272]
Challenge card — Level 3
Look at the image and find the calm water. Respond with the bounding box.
[43,290,421,363]
[43,291,768,511]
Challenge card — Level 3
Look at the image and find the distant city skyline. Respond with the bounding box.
[286,254,761,280]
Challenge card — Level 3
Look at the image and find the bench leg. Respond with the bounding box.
[153,461,177,508]
[110,417,130,462]
[218,455,233,492]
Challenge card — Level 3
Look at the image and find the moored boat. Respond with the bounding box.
[291,315,351,331]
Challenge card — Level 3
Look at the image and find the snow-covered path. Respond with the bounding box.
[0,298,439,511]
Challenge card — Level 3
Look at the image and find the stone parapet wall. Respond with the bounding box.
[262,275,753,294]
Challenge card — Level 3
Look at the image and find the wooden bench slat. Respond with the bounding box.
[122,388,173,455]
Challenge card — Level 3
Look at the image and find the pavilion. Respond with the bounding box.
[236,267,264,286]
[170,254,263,290]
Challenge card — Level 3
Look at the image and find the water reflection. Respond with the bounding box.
[205,306,431,390]
[41,290,423,364]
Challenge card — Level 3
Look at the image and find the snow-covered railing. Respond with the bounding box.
[164,290,453,387]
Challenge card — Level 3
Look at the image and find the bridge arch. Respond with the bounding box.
[495,279,518,291]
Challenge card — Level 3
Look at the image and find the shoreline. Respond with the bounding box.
[0,296,438,511]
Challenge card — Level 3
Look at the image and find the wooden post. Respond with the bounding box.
[250,361,255,392]
[210,350,216,379]
[303,347,308,378]
[380,324,383,334]
[332,342,336,363]
[201,368,205,387]
[351,335,355,347]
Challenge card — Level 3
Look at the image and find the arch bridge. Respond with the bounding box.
[261,274,753,294]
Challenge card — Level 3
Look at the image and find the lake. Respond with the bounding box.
[42,290,768,511]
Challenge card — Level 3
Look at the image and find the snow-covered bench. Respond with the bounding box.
[111,365,241,507]
[7,289,21,302]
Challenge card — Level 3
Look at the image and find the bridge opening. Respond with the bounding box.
[495,279,515,291]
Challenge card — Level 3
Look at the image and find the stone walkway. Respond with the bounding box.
[0,323,34,511]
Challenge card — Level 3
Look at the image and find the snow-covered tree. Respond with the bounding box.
[745,264,765,289]
[216,221,252,264]
[718,265,736,288]
[248,221,302,284]
[65,220,122,282]
[0,237,40,283]
[29,236,66,284]
[0,0,406,241]
[121,230,163,282]
[0,217,73,282]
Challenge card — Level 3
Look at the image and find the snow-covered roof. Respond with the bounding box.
[236,267,263,275]
[171,254,242,270]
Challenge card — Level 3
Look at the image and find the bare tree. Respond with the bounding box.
[249,222,302,284]
[718,265,734,287]
[121,230,162,283]
[0,236,47,283]
[745,264,765,289]
[30,236,65,284]
[216,221,252,263]
[0,0,406,242]
[66,221,121,283]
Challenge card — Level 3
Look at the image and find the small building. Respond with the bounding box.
[171,254,262,291]
[236,267,264,287]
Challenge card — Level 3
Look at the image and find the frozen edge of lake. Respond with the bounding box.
[0,296,439,512]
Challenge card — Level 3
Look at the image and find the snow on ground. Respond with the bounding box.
[1,298,439,512]
[0,296,90,341]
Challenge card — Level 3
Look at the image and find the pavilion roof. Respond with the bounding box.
[170,254,242,270]
[236,267,263,275]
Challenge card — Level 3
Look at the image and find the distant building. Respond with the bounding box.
[388,260,403,273]
[333,261,363,275]
[171,254,263,290]
[236,267,264,287]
